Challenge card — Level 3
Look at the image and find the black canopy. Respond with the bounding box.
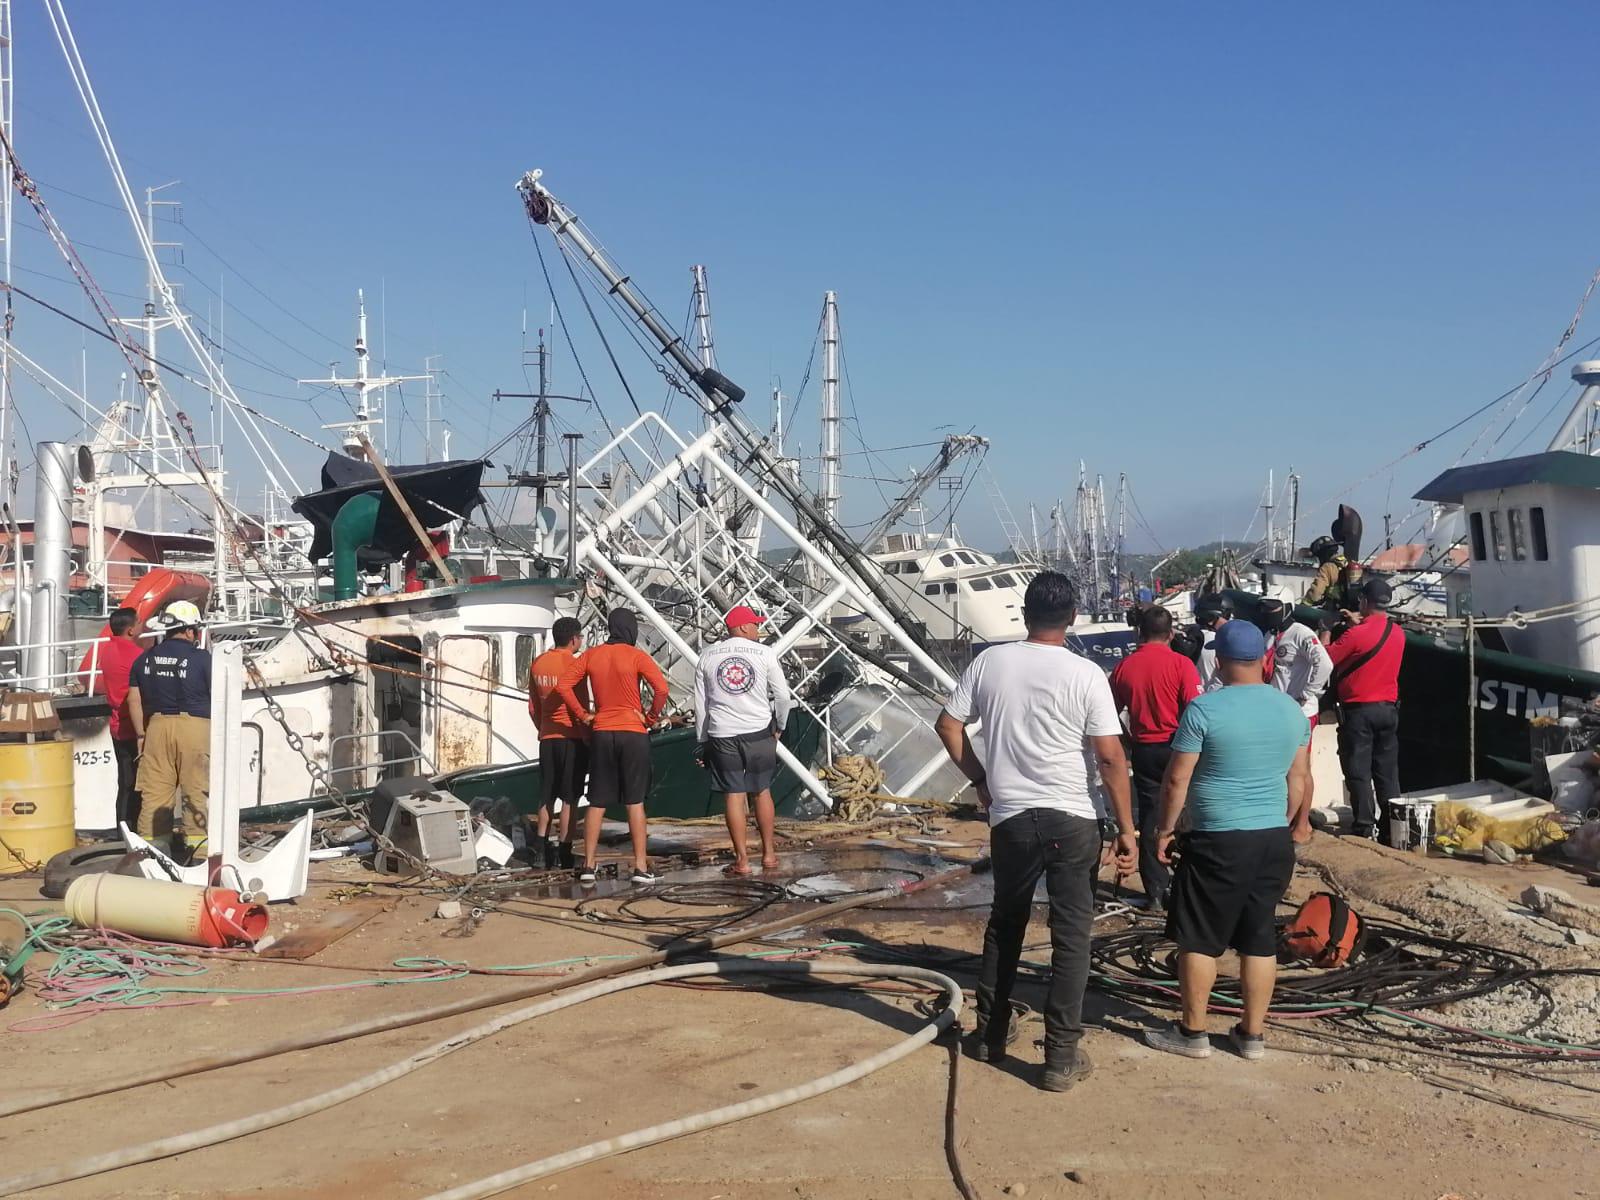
[291,452,488,562]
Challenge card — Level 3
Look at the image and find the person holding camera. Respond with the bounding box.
[1328,576,1405,839]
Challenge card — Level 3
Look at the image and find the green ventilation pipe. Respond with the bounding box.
[331,491,382,601]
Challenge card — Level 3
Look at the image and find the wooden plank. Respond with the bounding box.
[256,896,391,960]
[355,433,457,585]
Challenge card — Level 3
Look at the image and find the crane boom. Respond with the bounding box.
[858,434,988,551]
[515,168,948,664]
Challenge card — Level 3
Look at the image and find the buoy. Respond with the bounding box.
[63,874,268,948]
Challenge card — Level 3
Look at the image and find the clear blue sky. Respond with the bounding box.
[11,2,1599,554]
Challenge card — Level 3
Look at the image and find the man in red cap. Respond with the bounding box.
[694,604,793,875]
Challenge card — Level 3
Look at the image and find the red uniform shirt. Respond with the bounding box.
[1328,614,1404,704]
[77,635,145,741]
[1109,641,1202,743]
[528,647,589,740]
[567,642,669,733]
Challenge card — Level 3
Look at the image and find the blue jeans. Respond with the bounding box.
[976,807,1101,1064]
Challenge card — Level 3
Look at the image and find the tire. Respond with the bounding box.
[41,840,144,900]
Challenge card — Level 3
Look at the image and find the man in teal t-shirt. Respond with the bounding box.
[1144,618,1311,1064]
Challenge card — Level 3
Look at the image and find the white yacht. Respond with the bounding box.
[874,533,1033,644]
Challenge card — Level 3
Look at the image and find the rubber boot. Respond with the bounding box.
[966,1015,1008,1063]
[558,841,575,869]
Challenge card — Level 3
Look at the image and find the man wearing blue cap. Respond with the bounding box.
[1144,617,1311,1063]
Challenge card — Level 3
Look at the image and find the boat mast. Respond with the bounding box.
[301,291,427,458]
[422,354,441,462]
[1264,468,1275,558]
[1115,473,1126,602]
[820,291,841,524]
[1287,470,1300,555]
[691,266,716,405]
[1548,361,1600,455]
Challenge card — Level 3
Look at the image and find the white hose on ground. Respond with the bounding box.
[0,960,961,1198]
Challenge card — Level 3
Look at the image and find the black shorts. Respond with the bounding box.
[704,728,779,795]
[1165,827,1294,958]
[539,737,589,810]
[587,730,653,809]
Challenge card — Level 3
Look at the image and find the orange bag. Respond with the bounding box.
[1280,892,1365,967]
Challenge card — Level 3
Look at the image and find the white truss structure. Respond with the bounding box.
[569,413,966,811]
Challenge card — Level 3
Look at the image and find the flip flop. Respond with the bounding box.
[723,862,753,877]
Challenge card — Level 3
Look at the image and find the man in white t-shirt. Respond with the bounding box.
[936,571,1137,1093]
[695,605,793,876]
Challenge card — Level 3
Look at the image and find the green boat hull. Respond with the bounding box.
[435,710,827,822]
[1223,590,1600,790]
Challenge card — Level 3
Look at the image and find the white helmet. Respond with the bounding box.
[162,599,203,630]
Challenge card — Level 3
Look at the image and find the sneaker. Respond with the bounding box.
[558,842,576,869]
[1040,1048,1093,1092]
[578,866,597,884]
[1349,824,1377,840]
[631,868,659,885]
[1144,1022,1212,1059]
[1227,1024,1265,1061]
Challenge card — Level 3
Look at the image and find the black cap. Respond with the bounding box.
[1362,577,1393,607]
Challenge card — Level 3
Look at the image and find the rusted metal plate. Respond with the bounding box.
[257,896,391,960]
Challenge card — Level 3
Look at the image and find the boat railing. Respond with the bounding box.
[0,628,151,695]
[325,729,436,792]
[1,619,295,696]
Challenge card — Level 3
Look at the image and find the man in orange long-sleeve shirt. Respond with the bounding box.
[560,608,669,884]
[528,617,589,870]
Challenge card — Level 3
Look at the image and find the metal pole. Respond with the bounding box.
[1467,613,1477,782]
[1265,469,1275,559]
[0,0,12,486]
[820,291,841,523]
[535,332,549,517]
[1288,472,1300,557]
[564,432,582,578]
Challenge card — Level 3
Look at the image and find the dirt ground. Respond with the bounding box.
[2,821,1598,1200]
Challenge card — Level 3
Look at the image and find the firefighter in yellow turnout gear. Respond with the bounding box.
[126,601,212,859]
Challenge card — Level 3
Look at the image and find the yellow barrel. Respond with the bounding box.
[0,737,75,875]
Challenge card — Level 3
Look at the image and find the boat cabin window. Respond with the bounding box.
[1530,506,1549,561]
[943,582,957,594]
[513,634,539,686]
[969,577,993,591]
[924,584,940,596]
[1469,512,1487,562]
[993,573,1016,588]
[1488,511,1508,562]
[1507,508,1529,562]
[939,553,956,567]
